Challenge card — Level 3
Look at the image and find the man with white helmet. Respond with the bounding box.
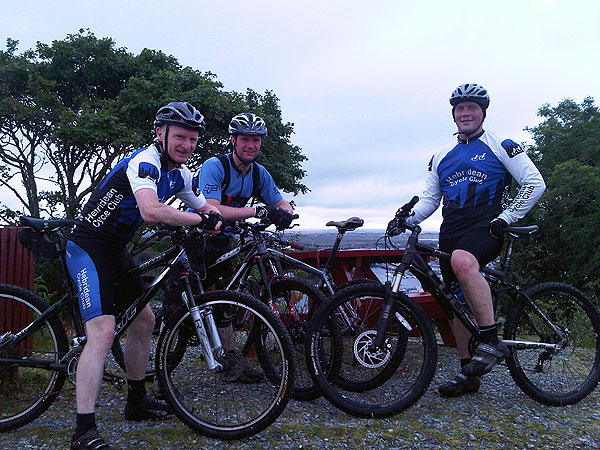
[161,112,294,384]
[394,84,546,397]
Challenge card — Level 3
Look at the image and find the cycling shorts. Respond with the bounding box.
[66,239,145,322]
[438,227,503,286]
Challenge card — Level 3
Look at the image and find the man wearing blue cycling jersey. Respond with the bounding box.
[398,84,545,397]
[161,112,294,384]
[67,102,222,450]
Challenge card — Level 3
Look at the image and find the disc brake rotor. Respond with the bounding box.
[353,330,391,369]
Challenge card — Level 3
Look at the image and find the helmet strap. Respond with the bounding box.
[157,125,180,167]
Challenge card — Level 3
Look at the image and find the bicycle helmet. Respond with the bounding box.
[449,83,490,110]
[154,101,206,133]
[228,113,268,136]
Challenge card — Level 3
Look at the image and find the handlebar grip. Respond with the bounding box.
[401,196,419,212]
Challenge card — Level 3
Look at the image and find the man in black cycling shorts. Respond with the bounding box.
[66,102,222,450]
[394,84,545,397]
[161,112,294,384]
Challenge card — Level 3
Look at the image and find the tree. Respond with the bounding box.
[0,30,307,223]
[513,97,600,296]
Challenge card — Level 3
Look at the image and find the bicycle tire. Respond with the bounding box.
[253,278,337,401]
[155,290,295,439]
[307,283,438,418]
[0,284,68,431]
[503,282,600,405]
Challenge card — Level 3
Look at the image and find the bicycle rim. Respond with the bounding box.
[156,290,294,439]
[504,282,600,405]
[258,278,332,401]
[0,285,68,431]
[308,284,437,418]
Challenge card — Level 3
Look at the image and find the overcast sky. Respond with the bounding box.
[2,1,600,230]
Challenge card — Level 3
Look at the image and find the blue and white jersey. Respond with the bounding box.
[195,153,283,207]
[72,144,206,246]
[408,131,545,238]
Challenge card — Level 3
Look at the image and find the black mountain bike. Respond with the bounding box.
[307,197,600,417]
[0,217,295,439]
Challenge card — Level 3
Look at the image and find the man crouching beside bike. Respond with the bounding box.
[66,102,222,450]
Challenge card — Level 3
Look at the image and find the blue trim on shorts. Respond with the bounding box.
[66,240,104,322]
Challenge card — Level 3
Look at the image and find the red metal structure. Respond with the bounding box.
[1,227,36,339]
[287,248,456,346]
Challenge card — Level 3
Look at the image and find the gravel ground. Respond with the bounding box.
[2,347,599,450]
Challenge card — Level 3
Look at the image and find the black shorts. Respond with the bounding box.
[438,227,503,286]
[66,239,145,322]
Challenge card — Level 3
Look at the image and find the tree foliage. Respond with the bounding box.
[0,30,307,223]
[513,97,600,296]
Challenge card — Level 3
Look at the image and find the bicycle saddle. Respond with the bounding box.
[326,217,364,231]
[19,216,75,232]
[505,225,539,237]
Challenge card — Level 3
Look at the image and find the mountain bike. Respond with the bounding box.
[0,217,295,439]
[307,197,600,417]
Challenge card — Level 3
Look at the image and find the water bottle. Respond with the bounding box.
[450,282,472,314]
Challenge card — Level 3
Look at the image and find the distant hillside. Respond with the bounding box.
[291,229,439,250]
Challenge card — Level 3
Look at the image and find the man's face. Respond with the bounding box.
[157,125,199,164]
[453,101,484,136]
[232,134,262,162]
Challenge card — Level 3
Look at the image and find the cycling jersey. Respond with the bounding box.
[71,144,206,246]
[408,130,545,238]
[195,153,283,208]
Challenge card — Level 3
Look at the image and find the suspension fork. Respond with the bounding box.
[372,281,398,350]
[179,271,224,372]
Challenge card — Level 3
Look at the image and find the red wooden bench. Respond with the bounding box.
[286,248,456,346]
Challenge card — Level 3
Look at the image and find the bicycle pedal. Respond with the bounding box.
[103,372,126,389]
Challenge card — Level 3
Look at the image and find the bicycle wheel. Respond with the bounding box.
[503,282,600,405]
[156,290,295,439]
[0,284,68,431]
[254,278,336,401]
[307,283,438,418]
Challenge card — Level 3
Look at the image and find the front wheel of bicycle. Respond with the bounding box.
[503,282,600,405]
[307,284,438,418]
[0,284,68,431]
[156,290,295,439]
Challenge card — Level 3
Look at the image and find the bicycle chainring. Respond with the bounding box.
[62,344,83,386]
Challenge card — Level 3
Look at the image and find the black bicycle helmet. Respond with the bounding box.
[449,83,490,110]
[154,101,206,133]
[228,113,268,136]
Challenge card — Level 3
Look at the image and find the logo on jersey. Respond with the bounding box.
[192,175,200,196]
[138,162,159,181]
[501,139,523,158]
[427,156,434,172]
[471,153,486,161]
[203,184,219,194]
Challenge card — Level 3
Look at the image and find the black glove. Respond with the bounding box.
[197,212,223,231]
[255,205,294,230]
[489,217,509,239]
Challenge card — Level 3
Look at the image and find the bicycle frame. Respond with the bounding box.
[1,226,226,375]
[374,222,566,353]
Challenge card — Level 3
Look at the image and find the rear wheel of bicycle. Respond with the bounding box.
[0,284,68,431]
[253,278,337,401]
[156,290,295,439]
[504,282,600,405]
[307,283,437,418]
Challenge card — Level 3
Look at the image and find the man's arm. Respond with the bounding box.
[205,198,293,222]
[135,188,205,226]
